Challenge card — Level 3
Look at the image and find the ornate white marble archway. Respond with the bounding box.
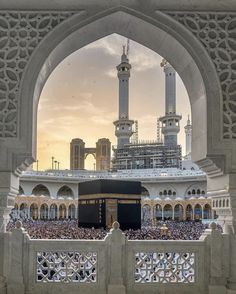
[1,1,236,292]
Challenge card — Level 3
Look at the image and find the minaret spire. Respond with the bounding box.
[113,46,134,148]
[185,115,192,159]
[159,59,182,146]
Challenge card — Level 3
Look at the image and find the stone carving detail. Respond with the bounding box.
[0,12,75,137]
[37,251,97,283]
[135,252,195,283]
[166,12,236,139]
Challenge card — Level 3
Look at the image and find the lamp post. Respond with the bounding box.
[51,157,54,169]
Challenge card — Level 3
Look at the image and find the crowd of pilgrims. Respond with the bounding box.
[6,219,221,240]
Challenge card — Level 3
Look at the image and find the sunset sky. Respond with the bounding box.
[35,34,191,171]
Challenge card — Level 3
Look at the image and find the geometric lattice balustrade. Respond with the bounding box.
[135,252,195,283]
[36,251,97,283]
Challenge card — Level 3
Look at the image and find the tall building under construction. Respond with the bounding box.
[112,45,182,170]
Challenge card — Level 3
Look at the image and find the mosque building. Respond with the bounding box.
[12,45,213,223]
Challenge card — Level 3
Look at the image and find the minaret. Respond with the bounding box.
[113,45,134,148]
[185,115,192,158]
[159,59,182,146]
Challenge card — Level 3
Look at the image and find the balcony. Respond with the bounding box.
[6,221,228,294]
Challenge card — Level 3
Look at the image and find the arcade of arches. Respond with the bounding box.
[15,198,77,220]
[142,199,214,222]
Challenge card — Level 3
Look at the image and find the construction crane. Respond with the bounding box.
[157,118,162,143]
[126,38,130,57]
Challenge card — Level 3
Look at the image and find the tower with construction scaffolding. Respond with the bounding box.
[112,44,182,170]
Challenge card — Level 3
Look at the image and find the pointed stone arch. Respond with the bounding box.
[32,184,50,197]
[14,7,224,175]
[57,185,74,198]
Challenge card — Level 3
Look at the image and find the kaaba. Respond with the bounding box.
[78,179,141,230]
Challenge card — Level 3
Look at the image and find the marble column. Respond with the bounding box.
[7,221,28,294]
[107,222,126,294]
[0,172,19,232]
[207,173,236,291]
[0,172,20,293]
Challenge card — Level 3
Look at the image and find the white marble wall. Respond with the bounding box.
[3,221,236,294]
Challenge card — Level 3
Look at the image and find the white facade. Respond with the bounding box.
[19,165,206,200]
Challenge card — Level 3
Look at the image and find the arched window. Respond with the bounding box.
[68,204,76,219]
[50,204,58,219]
[19,186,25,195]
[174,204,183,221]
[186,204,193,220]
[192,189,196,195]
[59,204,67,219]
[163,190,167,196]
[202,190,205,195]
[163,204,173,220]
[141,186,150,197]
[216,200,218,207]
[197,189,201,195]
[155,204,162,220]
[223,199,225,207]
[168,190,172,195]
[30,203,38,220]
[19,203,28,219]
[32,184,50,197]
[194,204,202,221]
[57,185,74,198]
[159,191,163,196]
[203,204,211,219]
[219,200,222,207]
[40,204,48,220]
[226,199,229,207]
[142,205,151,222]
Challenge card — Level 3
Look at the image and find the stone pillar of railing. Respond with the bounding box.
[205,222,228,294]
[7,221,28,294]
[0,232,8,294]
[207,173,236,292]
[0,171,19,293]
[106,221,126,294]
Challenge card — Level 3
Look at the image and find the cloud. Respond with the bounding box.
[86,34,124,56]
[86,34,162,72]
[91,112,116,125]
[106,69,117,78]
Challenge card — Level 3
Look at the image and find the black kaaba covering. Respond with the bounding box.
[78,179,141,230]
[79,179,141,195]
